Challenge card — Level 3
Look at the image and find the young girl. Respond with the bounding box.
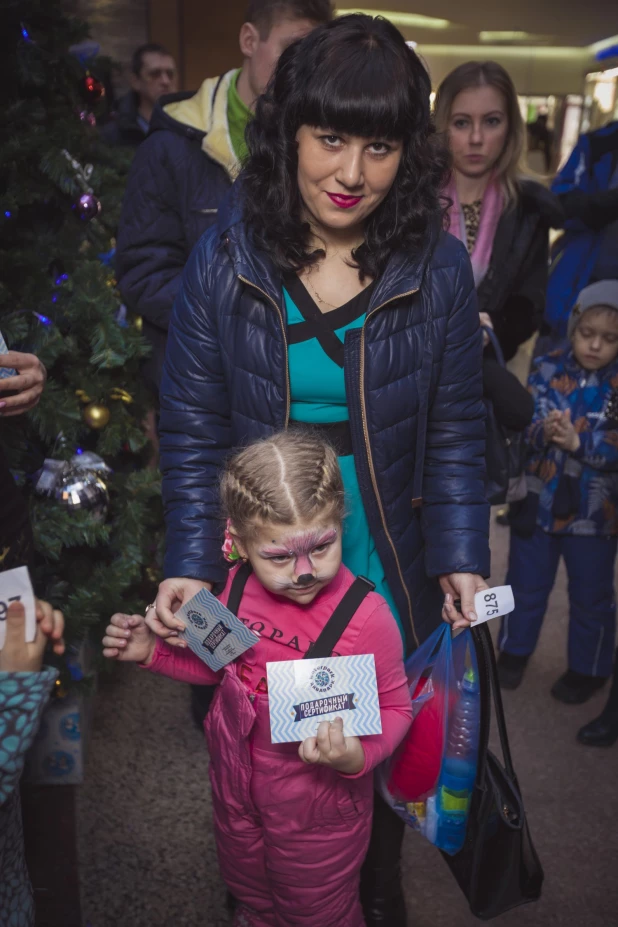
[1,599,65,926]
[103,433,412,927]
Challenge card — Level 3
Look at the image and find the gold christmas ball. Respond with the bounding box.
[83,402,110,429]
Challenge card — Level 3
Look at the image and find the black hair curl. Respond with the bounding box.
[242,14,450,279]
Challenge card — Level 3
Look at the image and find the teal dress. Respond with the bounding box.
[283,275,403,640]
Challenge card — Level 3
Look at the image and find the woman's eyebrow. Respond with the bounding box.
[451,110,504,119]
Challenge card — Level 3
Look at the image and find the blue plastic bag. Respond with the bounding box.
[378,625,480,855]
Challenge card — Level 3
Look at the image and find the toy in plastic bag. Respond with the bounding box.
[378,624,480,856]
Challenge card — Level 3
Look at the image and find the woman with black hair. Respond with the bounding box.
[151,14,490,925]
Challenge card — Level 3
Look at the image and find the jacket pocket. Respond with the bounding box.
[313,772,372,830]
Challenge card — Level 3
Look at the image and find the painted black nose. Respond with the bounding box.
[296,573,315,587]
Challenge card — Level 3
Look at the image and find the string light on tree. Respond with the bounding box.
[81,73,105,102]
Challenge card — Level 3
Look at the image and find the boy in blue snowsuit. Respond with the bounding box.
[499,280,618,701]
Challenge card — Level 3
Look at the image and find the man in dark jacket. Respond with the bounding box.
[101,43,178,148]
[116,1,333,394]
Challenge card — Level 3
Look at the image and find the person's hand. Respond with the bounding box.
[440,573,488,630]
[146,577,212,647]
[543,409,562,444]
[0,600,65,673]
[551,408,581,453]
[0,351,47,416]
[479,312,493,348]
[102,613,158,664]
[299,717,365,774]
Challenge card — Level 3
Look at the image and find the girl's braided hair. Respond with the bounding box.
[221,431,345,540]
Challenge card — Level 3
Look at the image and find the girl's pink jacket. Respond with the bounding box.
[147,564,412,927]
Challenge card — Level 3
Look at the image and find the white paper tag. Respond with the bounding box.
[470,585,514,627]
[0,566,36,649]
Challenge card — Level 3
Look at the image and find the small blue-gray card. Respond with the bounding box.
[175,587,260,672]
[267,654,382,744]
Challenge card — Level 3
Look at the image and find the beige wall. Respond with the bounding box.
[147,2,595,96]
[149,0,245,90]
[420,45,595,95]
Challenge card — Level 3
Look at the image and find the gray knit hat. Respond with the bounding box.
[568,280,618,339]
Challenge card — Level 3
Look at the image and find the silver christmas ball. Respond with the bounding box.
[53,467,109,520]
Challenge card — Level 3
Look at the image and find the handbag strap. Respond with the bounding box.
[483,325,506,368]
[226,560,254,615]
[472,624,516,779]
[305,576,376,659]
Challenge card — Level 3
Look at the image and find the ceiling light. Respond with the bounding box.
[336,9,451,30]
[479,31,550,44]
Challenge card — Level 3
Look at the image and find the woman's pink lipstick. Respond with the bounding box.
[326,192,363,209]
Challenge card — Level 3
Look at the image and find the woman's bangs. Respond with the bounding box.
[298,50,414,140]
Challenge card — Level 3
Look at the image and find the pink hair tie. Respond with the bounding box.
[222,518,241,562]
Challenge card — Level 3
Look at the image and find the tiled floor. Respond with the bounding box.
[76,521,618,926]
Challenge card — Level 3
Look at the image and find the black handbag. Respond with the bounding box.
[441,624,544,919]
[483,329,528,506]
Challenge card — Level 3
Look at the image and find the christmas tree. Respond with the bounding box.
[0,0,162,688]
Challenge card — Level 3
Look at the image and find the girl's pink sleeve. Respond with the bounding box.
[144,638,223,686]
[342,601,412,778]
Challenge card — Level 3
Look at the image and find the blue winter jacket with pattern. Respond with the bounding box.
[158,193,490,653]
[525,349,618,536]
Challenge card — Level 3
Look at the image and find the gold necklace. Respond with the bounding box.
[304,272,339,311]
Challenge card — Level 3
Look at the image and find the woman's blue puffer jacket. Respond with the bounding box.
[159,193,490,653]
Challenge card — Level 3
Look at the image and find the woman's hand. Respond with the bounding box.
[0,600,65,673]
[551,408,581,453]
[0,351,47,416]
[299,717,365,775]
[146,577,212,647]
[102,613,158,664]
[440,572,488,630]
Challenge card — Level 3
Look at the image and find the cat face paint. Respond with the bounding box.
[237,519,342,604]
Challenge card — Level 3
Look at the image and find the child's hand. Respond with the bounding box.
[0,600,65,673]
[543,409,562,443]
[298,717,365,775]
[551,408,581,453]
[102,613,157,665]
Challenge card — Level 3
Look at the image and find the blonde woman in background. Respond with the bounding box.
[435,61,562,364]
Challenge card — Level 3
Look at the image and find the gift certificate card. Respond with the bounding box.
[175,587,260,672]
[267,654,382,744]
[0,566,36,649]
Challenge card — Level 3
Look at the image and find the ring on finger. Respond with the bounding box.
[145,602,156,617]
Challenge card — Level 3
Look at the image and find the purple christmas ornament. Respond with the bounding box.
[74,193,101,221]
[79,110,97,128]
